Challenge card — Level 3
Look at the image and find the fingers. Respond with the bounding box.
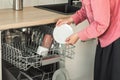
[65,36,75,45]
[56,17,73,27]
[65,33,79,45]
[56,19,68,26]
[66,39,76,45]
[56,19,61,26]
[65,37,71,45]
[56,19,65,26]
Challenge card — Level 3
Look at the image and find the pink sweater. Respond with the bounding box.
[71,0,120,47]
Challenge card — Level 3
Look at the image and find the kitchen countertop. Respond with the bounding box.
[0,7,70,30]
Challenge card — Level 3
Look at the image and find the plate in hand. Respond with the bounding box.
[53,24,73,44]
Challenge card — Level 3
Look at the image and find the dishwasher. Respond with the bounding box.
[1,24,75,80]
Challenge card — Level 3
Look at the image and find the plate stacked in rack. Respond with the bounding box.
[52,68,70,80]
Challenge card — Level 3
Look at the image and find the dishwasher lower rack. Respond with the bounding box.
[2,41,75,71]
[3,60,59,80]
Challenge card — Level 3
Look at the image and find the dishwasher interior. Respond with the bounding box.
[1,24,75,80]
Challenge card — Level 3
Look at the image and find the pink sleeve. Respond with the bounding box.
[78,0,110,41]
[71,6,87,24]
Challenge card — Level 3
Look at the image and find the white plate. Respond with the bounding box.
[52,68,69,80]
[53,24,73,44]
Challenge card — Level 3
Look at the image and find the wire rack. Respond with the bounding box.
[2,41,75,71]
[3,61,59,80]
[2,27,75,80]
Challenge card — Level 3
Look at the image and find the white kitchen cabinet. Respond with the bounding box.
[23,0,40,6]
[54,0,68,4]
[65,20,97,80]
[37,0,54,5]
[0,0,12,9]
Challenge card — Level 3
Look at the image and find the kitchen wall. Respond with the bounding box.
[0,0,68,9]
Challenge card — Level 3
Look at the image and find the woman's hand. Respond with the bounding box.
[65,33,79,45]
[56,17,74,26]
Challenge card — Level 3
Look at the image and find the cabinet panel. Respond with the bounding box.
[0,0,54,9]
[0,0,12,9]
[23,0,40,6]
[39,0,54,5]
[54,0,68,4]
[65,21,97,80]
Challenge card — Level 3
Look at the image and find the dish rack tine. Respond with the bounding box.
[17,71,33,80]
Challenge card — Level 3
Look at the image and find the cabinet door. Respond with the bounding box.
[39,0,54,5]
[54,0,68,4]
[65,21,96,80]
[0,0,12,9]
[24,0,40,6]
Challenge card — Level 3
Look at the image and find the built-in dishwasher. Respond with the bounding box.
[1,24,75,80]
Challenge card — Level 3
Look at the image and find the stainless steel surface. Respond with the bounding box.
[13,0,23,11]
